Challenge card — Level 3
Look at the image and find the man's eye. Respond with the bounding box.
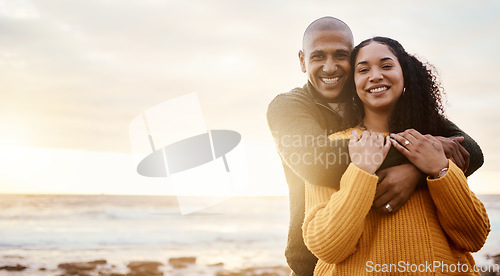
[336,53,348,59]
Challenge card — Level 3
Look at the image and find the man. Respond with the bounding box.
[267,17,483,276]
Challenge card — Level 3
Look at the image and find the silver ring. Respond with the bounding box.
[404,140,410,146]
[385,204,393,213]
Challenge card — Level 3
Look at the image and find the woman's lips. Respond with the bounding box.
[367,86,389,93]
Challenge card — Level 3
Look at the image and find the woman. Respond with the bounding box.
[302,37,490,275]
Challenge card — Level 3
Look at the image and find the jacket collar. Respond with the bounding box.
[305,82,339,114]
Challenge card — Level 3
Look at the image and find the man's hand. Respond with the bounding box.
[373,164,422,214]
[435,136,470,173]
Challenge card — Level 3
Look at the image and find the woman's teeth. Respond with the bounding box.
[369,86,388,93]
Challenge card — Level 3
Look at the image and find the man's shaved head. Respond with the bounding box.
[302,17,354,50]
[299,17,354,101]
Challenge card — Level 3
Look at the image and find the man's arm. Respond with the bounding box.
[373,164,423,214]
[267,93,348,189]
[440,119,484,176]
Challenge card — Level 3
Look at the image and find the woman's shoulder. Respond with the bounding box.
[328,127,391,141]
[328,128,361,141]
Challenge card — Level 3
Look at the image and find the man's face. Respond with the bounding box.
[299,29,352,101]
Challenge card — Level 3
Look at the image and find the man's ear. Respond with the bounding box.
[298,50,306,73]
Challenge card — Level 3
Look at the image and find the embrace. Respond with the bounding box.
[267,17,490,275]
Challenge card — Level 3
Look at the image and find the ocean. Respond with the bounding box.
[0,195,290,275]
[0,194,499,275]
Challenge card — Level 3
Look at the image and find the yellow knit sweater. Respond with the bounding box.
[303,129,490,275]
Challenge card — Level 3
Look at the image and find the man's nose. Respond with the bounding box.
[322,58,337,74]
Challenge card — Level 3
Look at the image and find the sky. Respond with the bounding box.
[1,0,499,196]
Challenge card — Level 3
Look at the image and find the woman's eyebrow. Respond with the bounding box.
[355,60,368,67]
[356,57,395,67]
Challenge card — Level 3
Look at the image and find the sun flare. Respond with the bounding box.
[0,119,33,147]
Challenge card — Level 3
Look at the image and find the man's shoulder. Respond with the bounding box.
[277,84,314,101]
[268,84,316,111]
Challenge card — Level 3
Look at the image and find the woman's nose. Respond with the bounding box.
[369,68,383,82]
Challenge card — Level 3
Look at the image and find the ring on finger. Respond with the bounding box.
[404,140,410,146]
[385,203,393,213]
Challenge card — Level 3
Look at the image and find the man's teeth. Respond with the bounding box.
[322,77,340,84]
[369,86,388,93]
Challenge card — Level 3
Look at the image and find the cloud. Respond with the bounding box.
[0,0,499,195]
[0,0,498,155]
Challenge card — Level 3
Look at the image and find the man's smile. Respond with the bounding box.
[320,75,342,86]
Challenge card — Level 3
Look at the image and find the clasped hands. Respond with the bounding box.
[349,129,469,214]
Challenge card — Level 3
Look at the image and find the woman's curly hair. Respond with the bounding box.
[344,36,448,135]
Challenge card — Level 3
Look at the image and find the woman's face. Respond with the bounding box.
[353,42,404,114]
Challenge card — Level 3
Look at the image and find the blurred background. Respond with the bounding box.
[0,1,499,274]
[1,0,498,196]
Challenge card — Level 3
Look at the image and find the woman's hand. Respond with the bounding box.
[349,130,391,175]
[390,129,449,178]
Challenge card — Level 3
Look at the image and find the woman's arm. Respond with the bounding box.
[302,163,378,263]
[427,160,490,252]
[390,129,490,251]
[303,131,391,264]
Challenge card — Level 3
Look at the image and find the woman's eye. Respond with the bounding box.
[358,68,368,73]
[382,64,393,69]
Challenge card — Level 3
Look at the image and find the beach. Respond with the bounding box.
[0,195,290,275]
[0,258,291,275]
[1,194,499,275]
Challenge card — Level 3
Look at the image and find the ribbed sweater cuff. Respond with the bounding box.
[427,160,466,192]
[305,163,378,216]
[340,163,379,196]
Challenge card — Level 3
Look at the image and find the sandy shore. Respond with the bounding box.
[0,256,291,276]
[3,255,500,275]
